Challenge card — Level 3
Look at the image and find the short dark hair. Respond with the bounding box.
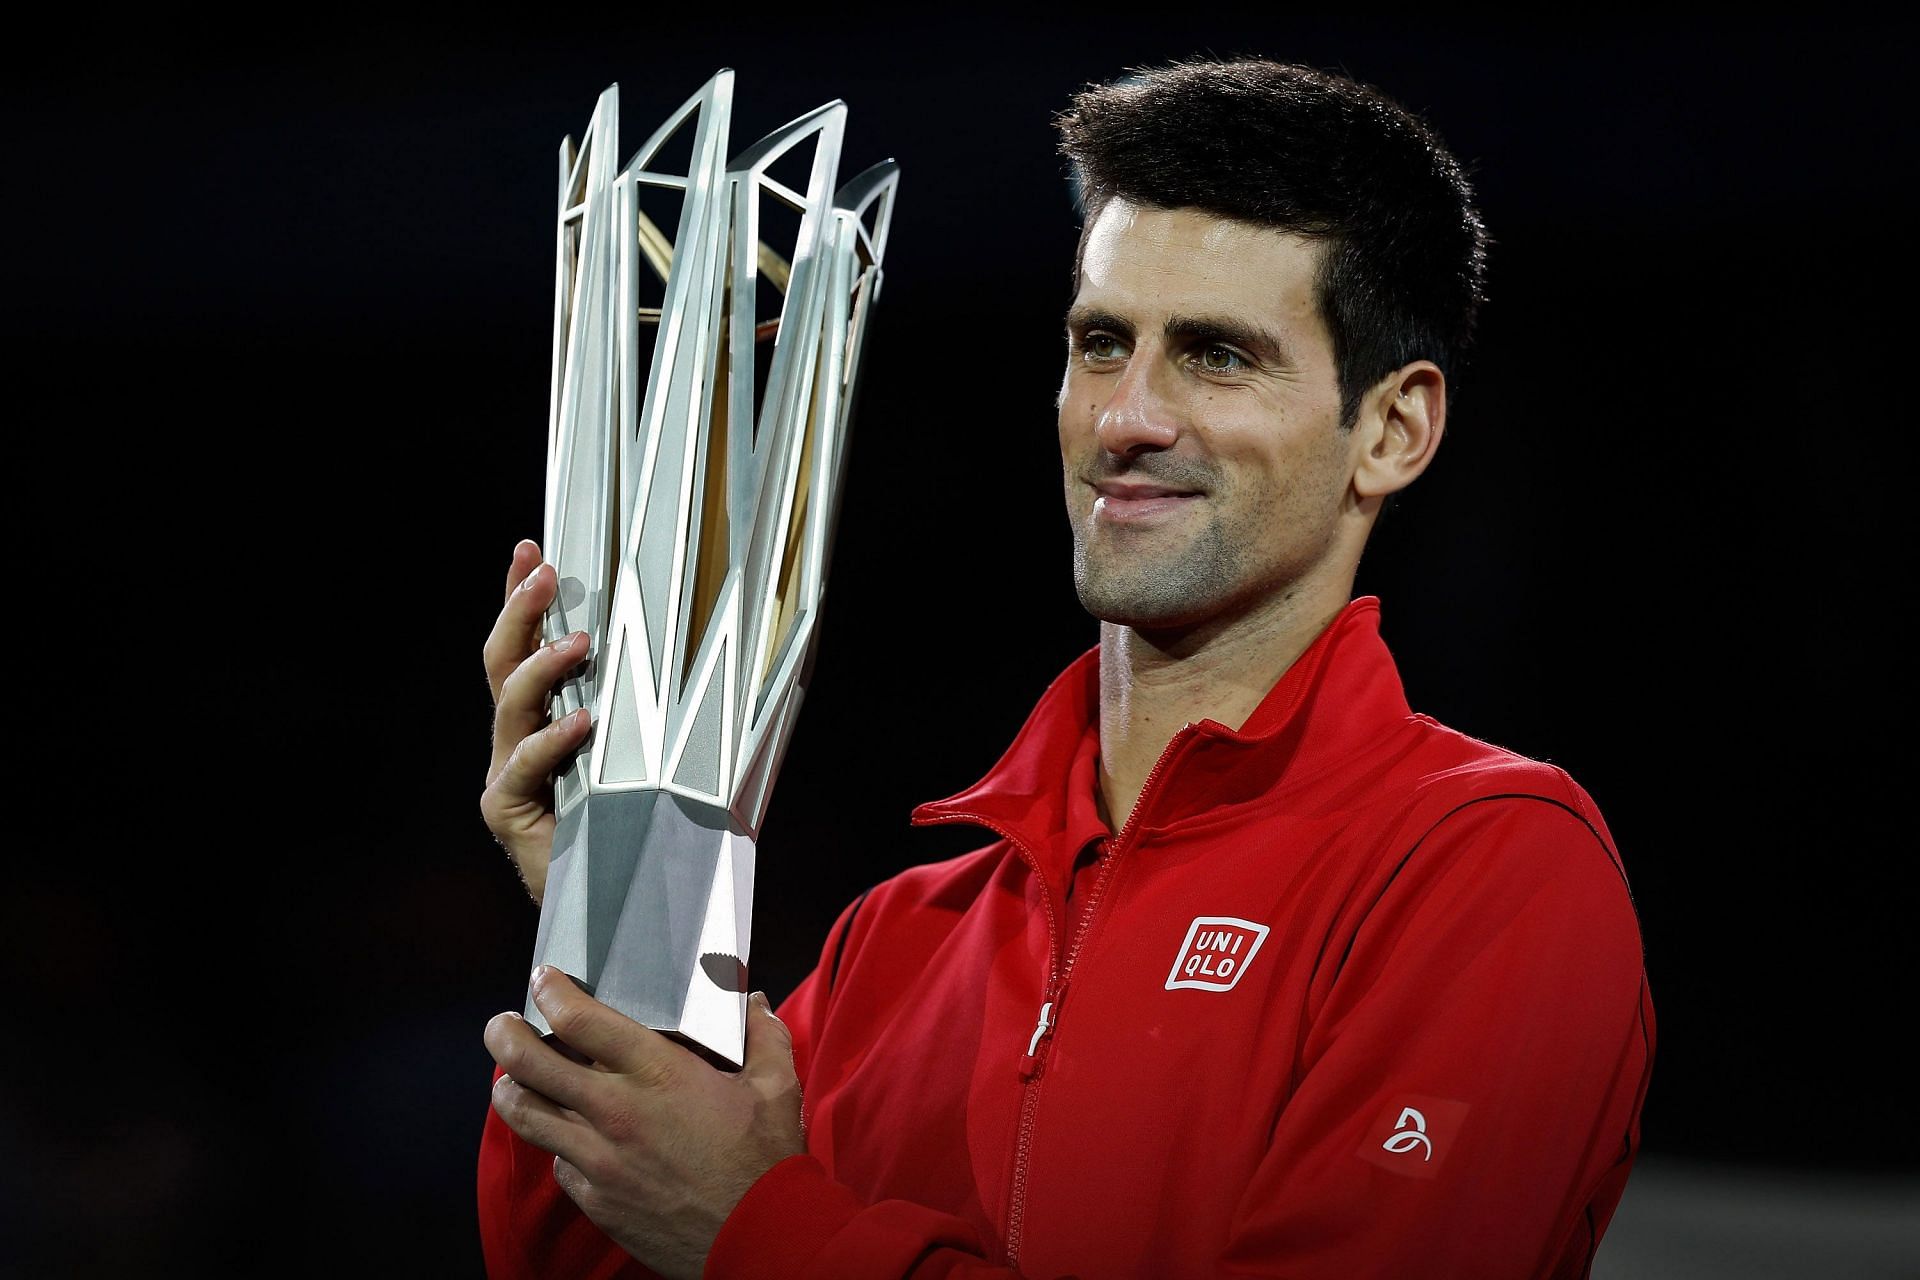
[1056,58,1489,429]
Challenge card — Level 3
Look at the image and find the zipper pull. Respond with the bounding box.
[1019,985,1064,1080]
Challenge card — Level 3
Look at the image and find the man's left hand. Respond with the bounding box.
[484,967,805,1280]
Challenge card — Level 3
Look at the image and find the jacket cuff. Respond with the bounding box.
[704,1155,867,1279]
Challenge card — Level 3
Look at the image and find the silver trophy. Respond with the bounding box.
[527,70,895,1068]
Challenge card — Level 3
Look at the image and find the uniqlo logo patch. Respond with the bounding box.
[1356,1095,1471,1179]
[1165,916,1270,992]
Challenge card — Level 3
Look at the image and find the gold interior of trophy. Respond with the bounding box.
[683,229,733,688]
[766,350,819,683]
[631,209,805,694]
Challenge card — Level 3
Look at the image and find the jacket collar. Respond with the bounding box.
[911,596,1412,876]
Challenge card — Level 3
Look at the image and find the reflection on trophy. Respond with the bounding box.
[526,69,896,1069]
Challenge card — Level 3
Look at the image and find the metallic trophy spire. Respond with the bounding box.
[527,70,896,1068]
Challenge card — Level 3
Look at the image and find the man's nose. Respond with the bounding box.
[1094,349,1181,457]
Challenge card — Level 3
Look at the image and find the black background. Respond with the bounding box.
[3,14,1909,1276]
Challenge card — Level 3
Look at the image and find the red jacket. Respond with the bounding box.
[479,596,1655,1279]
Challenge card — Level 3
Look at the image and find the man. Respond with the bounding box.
[477,58,1654,1279]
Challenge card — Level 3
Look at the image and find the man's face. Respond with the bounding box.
[1059,199,1359,632]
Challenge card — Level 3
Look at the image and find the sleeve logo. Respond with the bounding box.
[1381,1108,1432,1159]
[1164,916,1271,992]
[1356,1095,1471,1179]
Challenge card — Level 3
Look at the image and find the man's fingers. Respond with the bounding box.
[490,632,589,774]
[483,707,592,816]
[484,559,558,704]
[550,1155,595,1209]
[503,539,541,604]
[743,991,796,1080]
[491,1072,581,1155]
[529,967,678,1081]
[489,1062,599,1165]
[486,1011,607,1118]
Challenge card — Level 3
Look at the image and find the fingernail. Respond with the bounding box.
[749,991,770,1012]
[518,564,545,592]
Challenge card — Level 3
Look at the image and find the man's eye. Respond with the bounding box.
[1084,334,1125,361]
[1199,344,1245,371]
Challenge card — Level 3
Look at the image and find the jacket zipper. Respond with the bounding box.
[907,807,1062,1264]
[999,728,1193,1269]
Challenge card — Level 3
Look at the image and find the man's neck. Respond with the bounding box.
[1095,579,1352,832]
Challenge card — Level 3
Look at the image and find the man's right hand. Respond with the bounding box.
[481,538,594,904]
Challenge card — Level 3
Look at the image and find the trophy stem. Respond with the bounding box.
[528,789,755,1069]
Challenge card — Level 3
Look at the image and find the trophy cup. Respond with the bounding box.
[526,70,896,1069]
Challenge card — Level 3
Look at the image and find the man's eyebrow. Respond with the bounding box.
[1064,307,1133,340]
[1164,313,1295,366]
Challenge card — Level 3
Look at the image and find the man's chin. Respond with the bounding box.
[1073,578,1215,632]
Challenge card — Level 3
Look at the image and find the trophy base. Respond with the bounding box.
[526,789,755,1070]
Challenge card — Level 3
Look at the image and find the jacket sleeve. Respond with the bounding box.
[705,791,1654,1280]
[702,882,1034,1280]
[1211,789,1656,1279]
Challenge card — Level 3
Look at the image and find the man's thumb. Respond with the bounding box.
[744,991,794,1069]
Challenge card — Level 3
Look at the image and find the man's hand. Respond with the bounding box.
[485,969,806,1280]
[481,539,593,902]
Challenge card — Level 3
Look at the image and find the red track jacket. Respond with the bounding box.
[479,596,1655,1278]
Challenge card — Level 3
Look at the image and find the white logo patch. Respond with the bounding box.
[1165,916,1271,992]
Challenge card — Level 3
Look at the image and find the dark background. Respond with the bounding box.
[4,14,1909,1276]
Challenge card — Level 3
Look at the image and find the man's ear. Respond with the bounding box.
[1352,362,1446,501]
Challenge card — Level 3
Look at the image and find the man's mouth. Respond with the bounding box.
[1090,480,1202,522]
